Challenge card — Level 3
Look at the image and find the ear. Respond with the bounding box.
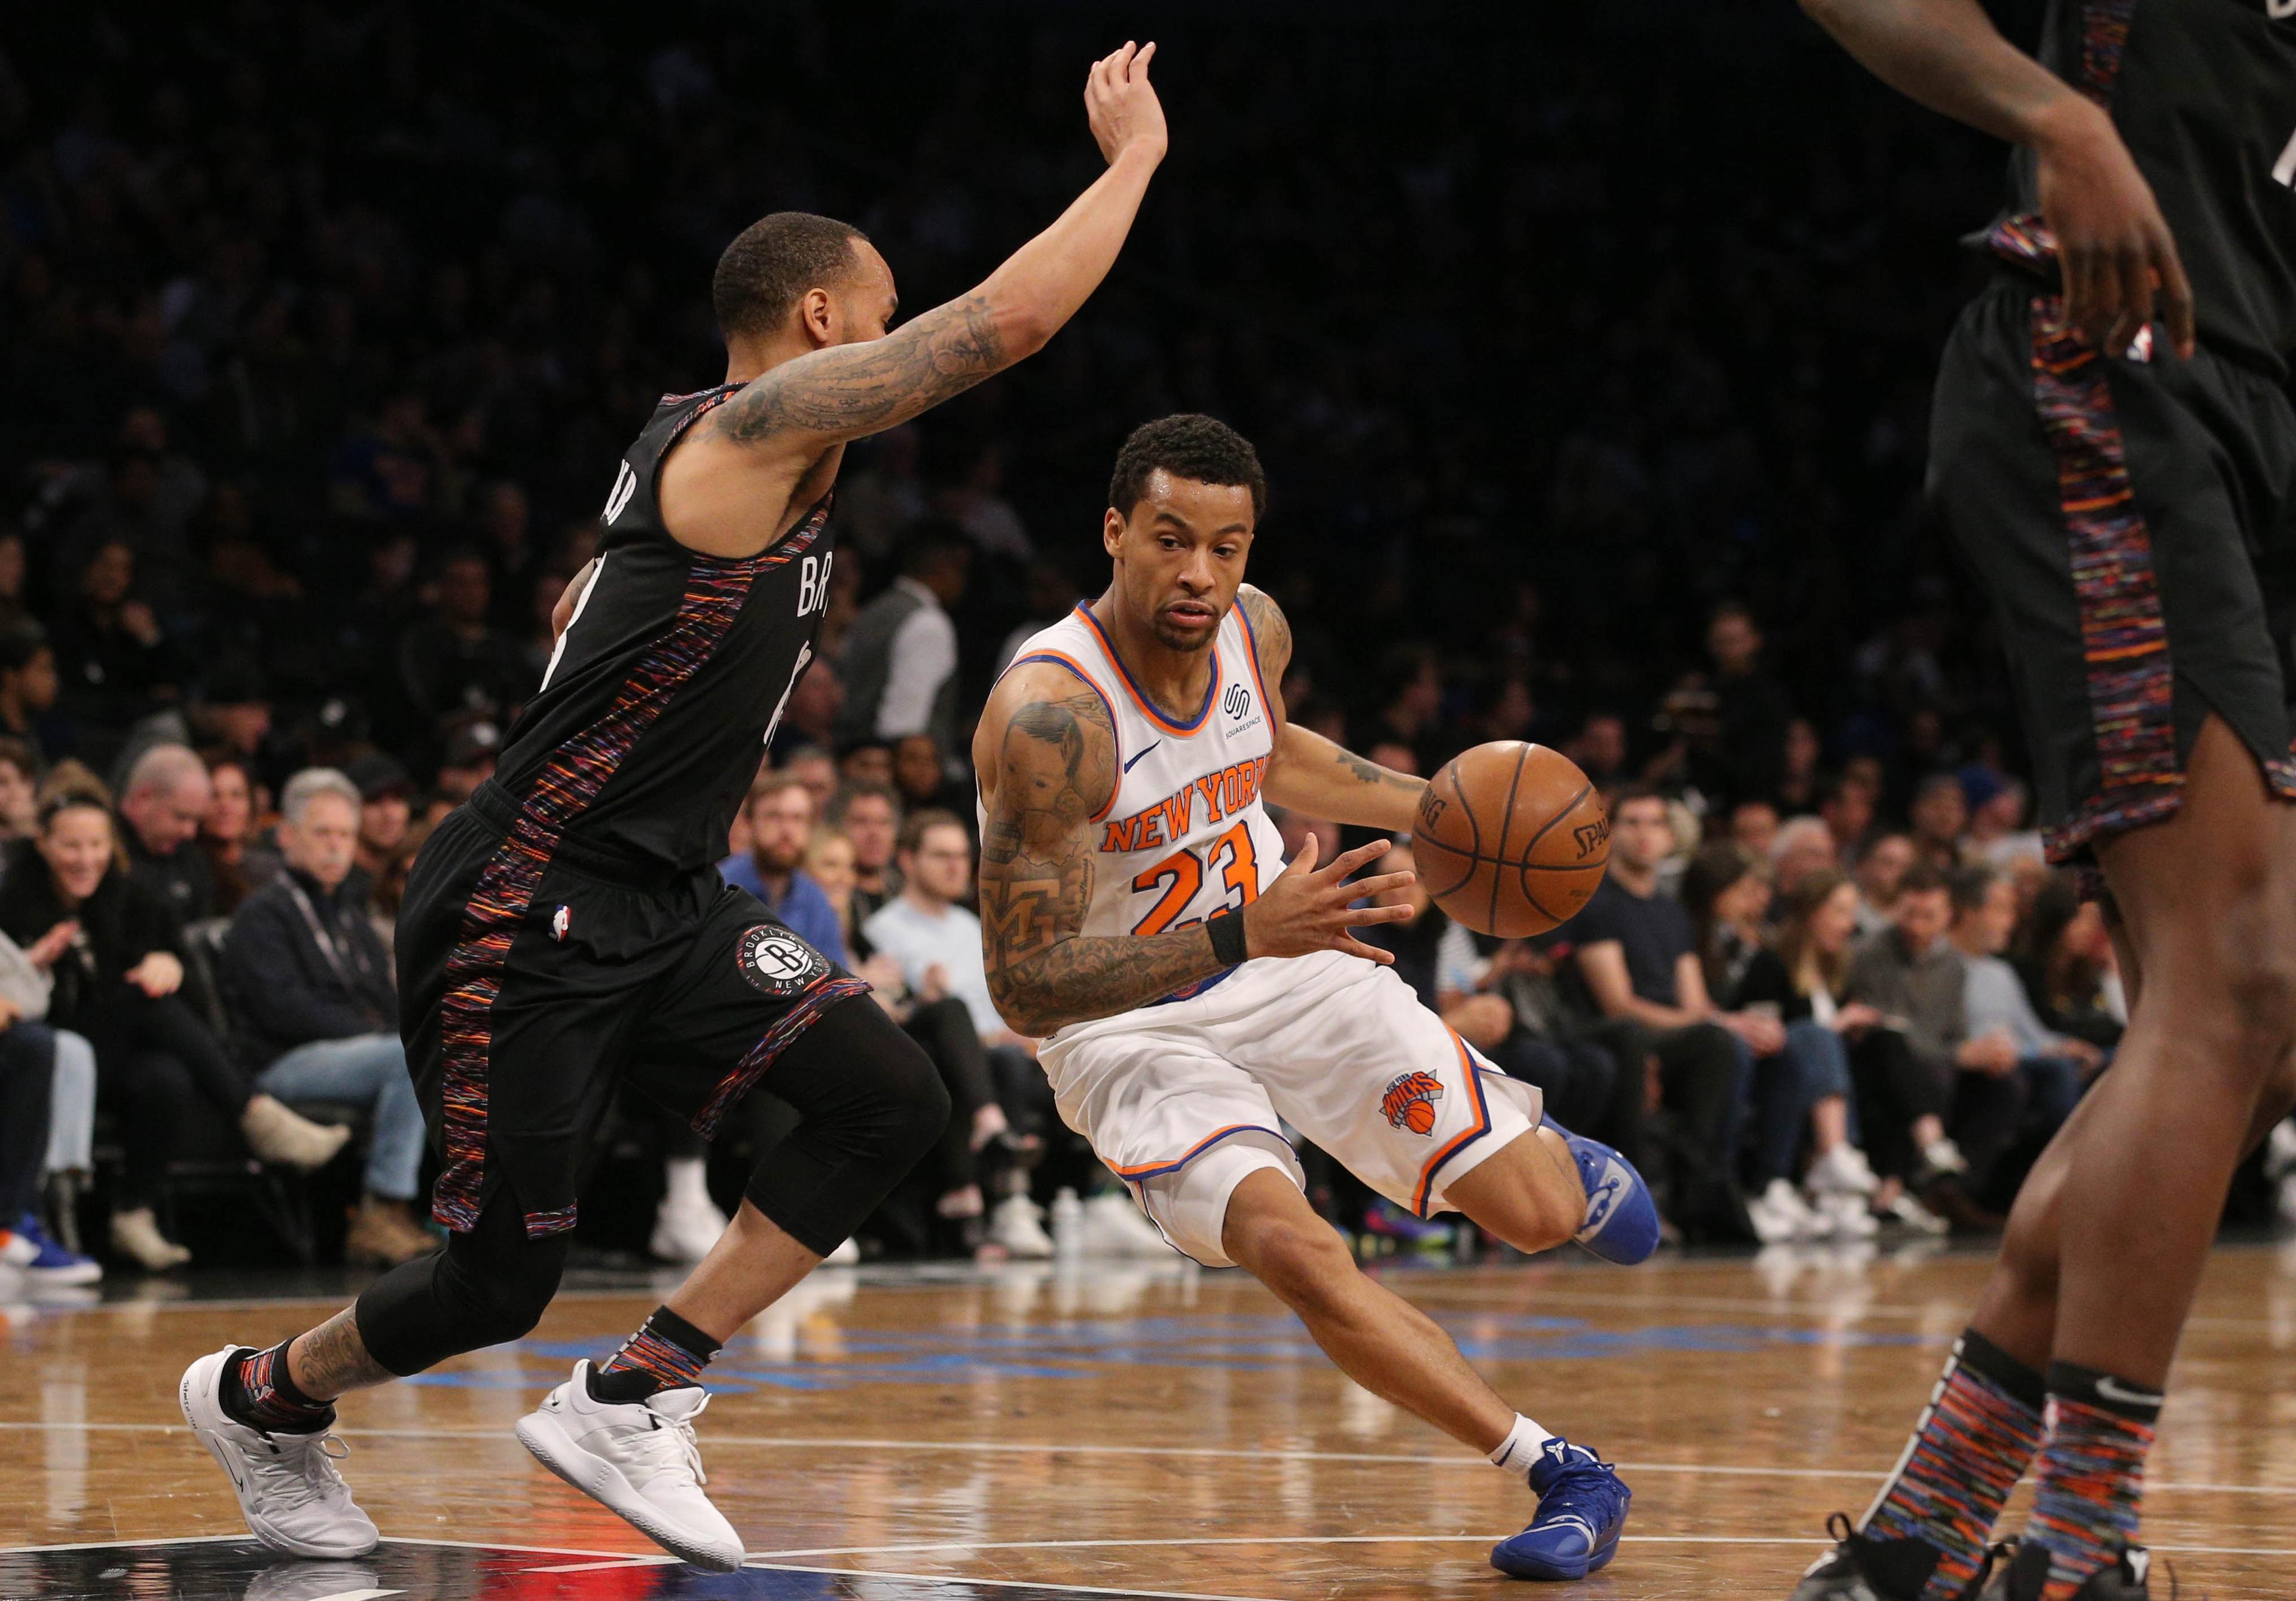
[798,287,836,347]
[1102,506,1125,558]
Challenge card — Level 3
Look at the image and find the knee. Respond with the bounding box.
[849,1028,952,1168]
[439,1251,561,1346]
[2219,938,2296,1062]
[1225,1211,1357,1315]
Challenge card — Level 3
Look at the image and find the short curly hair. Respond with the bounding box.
[1107,414,1266,522]
[712,212,872,340]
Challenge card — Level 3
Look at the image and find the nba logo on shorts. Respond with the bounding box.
[1379,1070,1445,1135]
[550,905,571,942]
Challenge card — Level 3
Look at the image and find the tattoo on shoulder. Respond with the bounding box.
[714,294,1007,444]
[1236,586,1293,680]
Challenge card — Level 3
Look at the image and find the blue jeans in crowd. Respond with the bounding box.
[1747,1018,1860,1186]
[255,1032,425,1201]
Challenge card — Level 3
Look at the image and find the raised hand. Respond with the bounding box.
[1242,834,1416,965]
[1085,41,1166,167]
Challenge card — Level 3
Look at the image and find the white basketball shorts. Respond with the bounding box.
[1037,949,1543,1266]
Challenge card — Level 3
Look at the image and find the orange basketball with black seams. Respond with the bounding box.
[1413,742,1609,937]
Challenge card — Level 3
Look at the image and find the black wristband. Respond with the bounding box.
[1206,909,1248,967]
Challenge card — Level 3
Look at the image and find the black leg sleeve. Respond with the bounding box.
[744,995,950,1255]
[355,1186,570,1376]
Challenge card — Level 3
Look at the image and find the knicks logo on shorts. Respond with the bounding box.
[1379,1070,1446,1135]
[735,924,829,998]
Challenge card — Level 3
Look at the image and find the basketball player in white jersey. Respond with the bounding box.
[975,414,1657,1582]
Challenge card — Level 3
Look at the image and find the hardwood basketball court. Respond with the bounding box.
[3,1245,2290,1599]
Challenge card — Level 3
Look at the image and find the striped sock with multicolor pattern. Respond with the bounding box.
[222,1339,337,1434]
[1860,1328,2047,1600]
[588,1305,721,1403]
[2026,1362,2160,1601]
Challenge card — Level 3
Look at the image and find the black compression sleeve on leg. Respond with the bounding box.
[744,995,951,1255]
[355,1189,570,1376]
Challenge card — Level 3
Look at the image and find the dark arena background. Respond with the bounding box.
[2,4,2292,1600]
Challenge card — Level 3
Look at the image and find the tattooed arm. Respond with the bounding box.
[976,659,1416,1035]
[662,47,1166,559]
[1238,584,1428,833]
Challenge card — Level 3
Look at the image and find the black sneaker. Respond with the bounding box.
[1789,1514,1994,1601]
[1980,1541,2160,1600]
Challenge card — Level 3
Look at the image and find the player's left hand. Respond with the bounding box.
[2033,96,2195,358]
[1085,41,1167,167]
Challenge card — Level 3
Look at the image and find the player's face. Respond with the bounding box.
[1104,471,1254,652]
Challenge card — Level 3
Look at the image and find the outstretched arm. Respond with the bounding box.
[713,43,1167,455]
[976,660,1414,1036]
[1799,0,2191,356]
[1237,585,1426,833]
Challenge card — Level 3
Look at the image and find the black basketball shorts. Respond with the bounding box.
[1928,276,2296,867]
[396,781,869,1239]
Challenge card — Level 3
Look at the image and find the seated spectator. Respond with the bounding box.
[829,780,903,925]
[0,1007,99,1284]
[0,735,39,842]
[718,774,849,964]
[1682,843,1876,1241]
[838,739,896,790]
[779,744,838,812]
[220,769,436,1267]
[1965,769,2044,866]
[1908,772,1970,870]
[199,753,282,916]
[893,731,959,812]
[118,743,218,925]
[1770,815,1838,898]
[0,624,67,766]
[0,793,348,1269]
[2014,872,2127,1050]
[432,720,499,806]
[1728,799,1780,859]
[346,752,416,889]
[50,539,181,731]
[1945,863,2097,1205]
[395,547,527,736]
[1760,870,1946,1233]
[1817,772,1877,863]
[1851,831,1916,937]
[1843,864,2003,1231]
[836,522,969,756]
[1568,786,1755,1241]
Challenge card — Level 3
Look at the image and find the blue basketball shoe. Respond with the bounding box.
[1491,1437,1632,1581]
[1544,1120,1660,1266]
[4,1212,100,1285]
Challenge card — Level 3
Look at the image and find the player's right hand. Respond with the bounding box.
[2034,97,2195,359]
[1085,41,1167,167]
[1241,834,1415,965]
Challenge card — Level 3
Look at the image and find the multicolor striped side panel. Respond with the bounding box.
[2028,298,2186,863]
[431,514,829,1240]
[690,974,872,1139]
[1984,0,2133,271]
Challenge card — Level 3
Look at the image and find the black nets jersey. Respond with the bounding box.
[488,383,836,873]
[1982,0,2296,375]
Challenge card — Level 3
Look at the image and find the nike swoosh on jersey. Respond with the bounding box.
[1122,740,1162,773]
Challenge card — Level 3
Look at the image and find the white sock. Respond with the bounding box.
[665,1157,710,1208]
[1488,1413,1558,1483]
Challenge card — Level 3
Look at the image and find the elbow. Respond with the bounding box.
[997,304,1057,363]
[987,974,1051,1038]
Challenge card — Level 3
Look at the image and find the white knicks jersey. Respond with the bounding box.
[986,602,1288,1003]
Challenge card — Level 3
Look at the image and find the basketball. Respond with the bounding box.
[1413,742,1609,937]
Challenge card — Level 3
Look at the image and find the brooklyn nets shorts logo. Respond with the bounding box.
[735,924,829,998]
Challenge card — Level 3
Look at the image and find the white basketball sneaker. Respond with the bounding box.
[178,1346,378,1559]
[515,1359,744,1571]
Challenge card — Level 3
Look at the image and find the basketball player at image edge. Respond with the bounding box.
[175,44,1168,1572]
[1793,1,2296,1598]
[975,413,1665,1583]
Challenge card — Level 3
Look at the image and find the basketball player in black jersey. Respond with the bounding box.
[178,44,1167,1571]
[1790,4,2296,1600]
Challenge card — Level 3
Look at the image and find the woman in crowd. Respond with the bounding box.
[2014,872,2127,1052]
[198,752,281,916]
[1683,844,1880,1241]
[0,735,39,842]
[0,793,349,1268]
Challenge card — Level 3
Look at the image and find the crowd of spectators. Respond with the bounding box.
[2,4,2286,1281]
